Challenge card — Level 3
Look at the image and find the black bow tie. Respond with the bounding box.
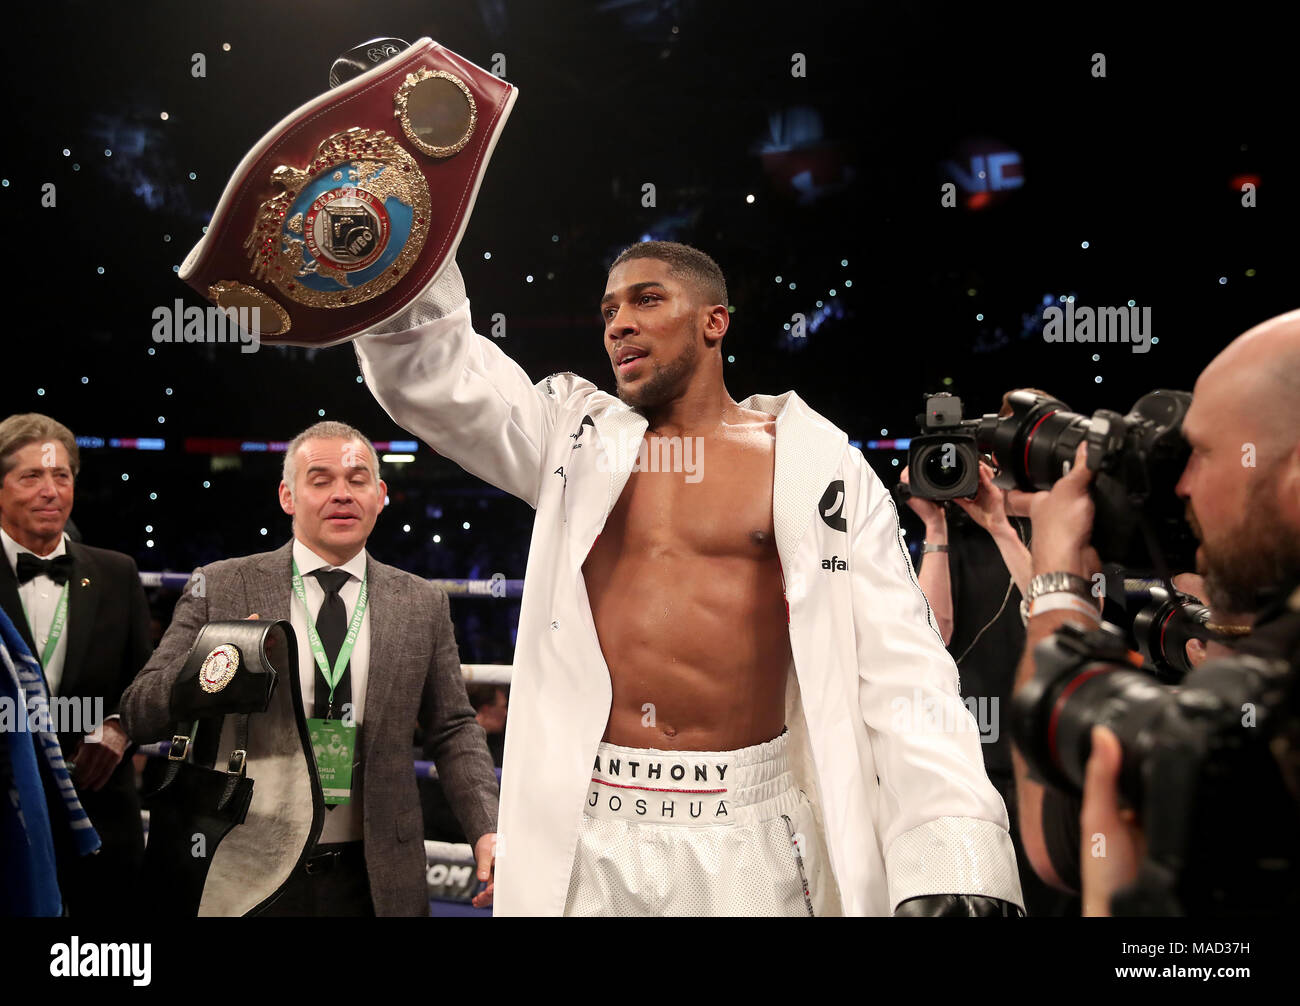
[16,552,74,586]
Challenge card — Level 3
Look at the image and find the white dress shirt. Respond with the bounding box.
[2,527,71,695]
[290,537,371,844]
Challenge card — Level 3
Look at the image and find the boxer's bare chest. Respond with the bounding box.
[582,415,792,748]
[586,418,779,573]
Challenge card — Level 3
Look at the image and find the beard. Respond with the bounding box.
[1193,472,1300,615]
[616,337,699,410]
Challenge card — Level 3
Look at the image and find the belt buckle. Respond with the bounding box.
[227,749,248,776]
[305,849,339,875]
[168,735,190,761]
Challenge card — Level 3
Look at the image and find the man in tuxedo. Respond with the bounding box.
[0,413,153,917]
[121,421,499,916]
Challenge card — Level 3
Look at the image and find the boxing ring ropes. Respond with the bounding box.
[135,570,516,909]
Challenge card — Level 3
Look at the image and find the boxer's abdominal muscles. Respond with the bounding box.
[584,416,790,751]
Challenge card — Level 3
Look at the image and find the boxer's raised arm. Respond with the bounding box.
[354,264,595,507]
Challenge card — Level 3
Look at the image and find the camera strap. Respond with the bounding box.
[1137,512,1177,596]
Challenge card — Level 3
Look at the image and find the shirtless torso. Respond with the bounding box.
[582,408,792,751]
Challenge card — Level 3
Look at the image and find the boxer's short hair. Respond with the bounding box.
[283,421,380,488]
[610,240,728,309]
[0,413,80,478]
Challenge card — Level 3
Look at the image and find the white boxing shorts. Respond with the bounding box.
[564,729,827,916]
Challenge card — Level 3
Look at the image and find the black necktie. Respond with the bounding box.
[16,553,73,586]
[309,568,353,721]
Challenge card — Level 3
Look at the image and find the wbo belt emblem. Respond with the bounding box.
[198,643,241,694]
[244,127,432,309]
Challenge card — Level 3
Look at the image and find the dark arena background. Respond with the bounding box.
[3,0,1299,973]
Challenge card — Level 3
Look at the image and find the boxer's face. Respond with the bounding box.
[602,258,708,409]
[279,437,385,563]
[0,440,74,553]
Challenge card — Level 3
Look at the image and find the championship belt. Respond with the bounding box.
[144,617,298,916]
[171,619,295,719]
[179,37,518,347]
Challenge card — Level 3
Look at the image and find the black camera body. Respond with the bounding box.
[1012,617,1300,915]
[984,389,1197,572]
[902,393,982,500]
[903,389,1197,572]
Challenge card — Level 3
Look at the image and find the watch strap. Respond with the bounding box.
[1026,571,1092,603]
[1028,592,1102,623]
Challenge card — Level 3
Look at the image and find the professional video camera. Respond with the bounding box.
[899,389,1197,571]
[1011,606,1300,915]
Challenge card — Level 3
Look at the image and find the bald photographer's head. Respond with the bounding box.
[1177,310,1300,612]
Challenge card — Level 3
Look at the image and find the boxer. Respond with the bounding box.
[353,241,1025,916]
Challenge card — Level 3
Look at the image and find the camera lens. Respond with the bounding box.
[920,444,966,490]
[1131,590,1212,679]
[977,393,1089,491]
[1013,658,1171,807]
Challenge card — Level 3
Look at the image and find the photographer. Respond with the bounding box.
[902,389,1049,642]
[1011,310,1300,914]
[901,390,1076,916]
[902,462,1031,645]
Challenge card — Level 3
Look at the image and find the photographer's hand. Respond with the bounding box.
[952,461,1008,532]
[1016,443,1101,580]
[899,467,945,527]
[1080,726,1145,916]
[954,462,1033,594]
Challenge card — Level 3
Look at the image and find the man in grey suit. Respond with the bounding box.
[121,421,499,916]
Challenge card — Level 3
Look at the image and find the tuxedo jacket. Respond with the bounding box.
[120,539,499,916]
[0,542,153,859]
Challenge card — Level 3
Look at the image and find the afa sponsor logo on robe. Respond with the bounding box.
[49,938,151,986]
[1042,301,1152,354]
[821,555,847,571]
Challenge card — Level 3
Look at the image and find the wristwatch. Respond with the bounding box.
[1025,571,1093,603]
[922,542,950,554]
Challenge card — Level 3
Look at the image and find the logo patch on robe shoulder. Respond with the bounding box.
[819,479,847,531]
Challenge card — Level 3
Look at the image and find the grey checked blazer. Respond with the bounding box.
[121,539,499,916]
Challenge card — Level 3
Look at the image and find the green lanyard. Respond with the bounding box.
[19,581,69,669]
[290,560,368,703]
[41,585,69,668]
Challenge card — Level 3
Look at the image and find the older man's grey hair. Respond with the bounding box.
[282,421,381,498]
